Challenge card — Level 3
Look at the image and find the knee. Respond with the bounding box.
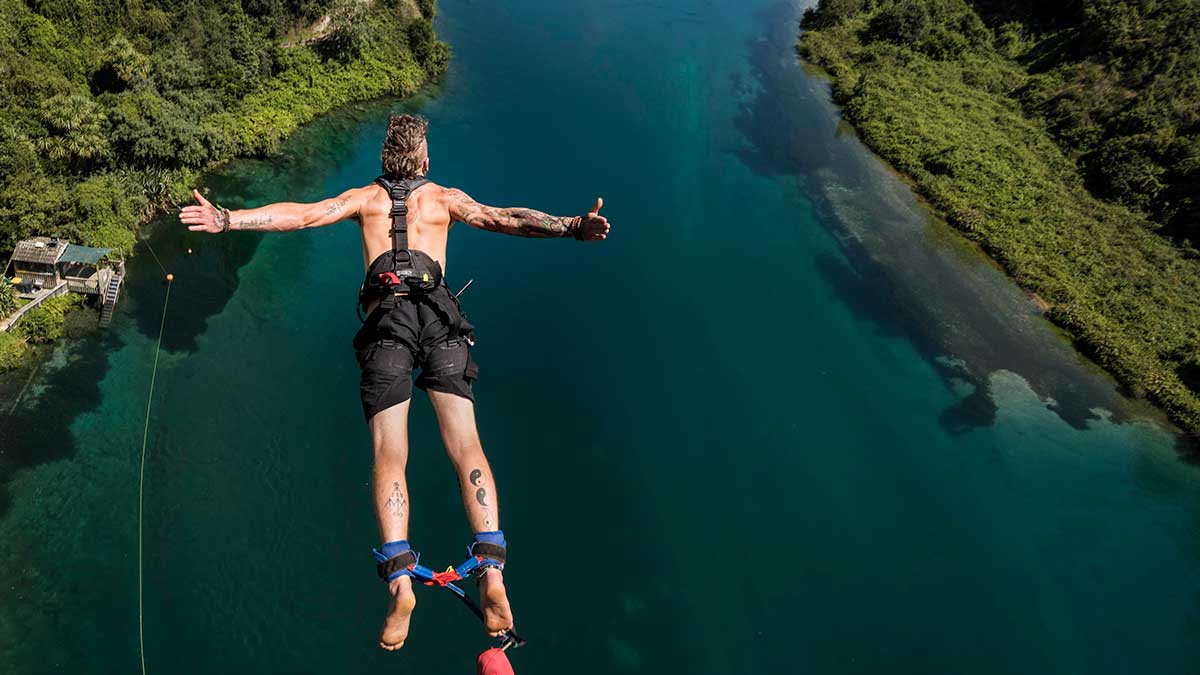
[444,439,485,466]
[373,439,408,463]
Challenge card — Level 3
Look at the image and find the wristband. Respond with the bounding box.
[567,215,584,240]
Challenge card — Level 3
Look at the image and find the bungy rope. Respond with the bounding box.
[138,272,173,675]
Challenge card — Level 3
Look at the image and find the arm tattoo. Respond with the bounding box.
[324,199,348,216]
[475,488,488,507]
[450,189,580,238]
[385,482,407,517]
[231,214,274,230]
[469,469,482,486]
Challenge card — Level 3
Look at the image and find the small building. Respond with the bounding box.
[5,237,67,292]
[3,236,126,328]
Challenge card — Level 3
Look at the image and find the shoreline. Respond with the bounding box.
[0,1,448,376]
[797,16,1200,438]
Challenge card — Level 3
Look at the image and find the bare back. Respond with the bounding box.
[357,182,454,274]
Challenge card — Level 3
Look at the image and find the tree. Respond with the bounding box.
[868,0,933,48]
[91,36,151,93]
[408,17,436,67]
[36,93,111,170]
[801,0,866,30]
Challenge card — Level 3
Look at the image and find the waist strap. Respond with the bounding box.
[369,285,471,343]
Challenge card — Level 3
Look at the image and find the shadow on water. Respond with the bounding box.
[0,327,121,516]
[0,97,411,518]
[732,0,1177,440]
[812,250,1001,431]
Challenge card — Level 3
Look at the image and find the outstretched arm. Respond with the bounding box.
[180,188,366,233]
[447,189,610,241]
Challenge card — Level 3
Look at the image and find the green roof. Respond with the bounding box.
[61,244,112,265]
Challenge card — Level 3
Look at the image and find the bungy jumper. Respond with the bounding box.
[362,175,526,651]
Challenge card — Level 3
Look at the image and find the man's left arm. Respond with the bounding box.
[180,188,365,234]
[446,188,610,241]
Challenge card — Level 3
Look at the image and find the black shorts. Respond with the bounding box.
[352,288,478,421]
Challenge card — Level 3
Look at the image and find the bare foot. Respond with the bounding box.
[379,575,416,651]
[478,568,515,637]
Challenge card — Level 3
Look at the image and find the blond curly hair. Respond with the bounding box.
[381,114,429,179]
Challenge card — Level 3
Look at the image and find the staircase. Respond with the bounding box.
[99,271,124,327]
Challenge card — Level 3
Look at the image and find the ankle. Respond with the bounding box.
[389,575,413,595]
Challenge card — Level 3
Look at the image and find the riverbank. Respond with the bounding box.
[798,4,1200,436]
[0,0,448,374]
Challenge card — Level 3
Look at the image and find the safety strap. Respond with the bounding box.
[370,542,525,649]
[469,541,506,566]
[374,175,430,254]
[373,285,469,343]
[376,549,418,580]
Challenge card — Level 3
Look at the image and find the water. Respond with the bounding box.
[3,1,1199,673]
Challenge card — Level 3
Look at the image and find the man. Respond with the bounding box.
[179,113,610,650]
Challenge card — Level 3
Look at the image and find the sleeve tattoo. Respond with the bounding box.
[448,189,580,238]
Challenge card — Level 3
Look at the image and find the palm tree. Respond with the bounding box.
[37,93,111,169]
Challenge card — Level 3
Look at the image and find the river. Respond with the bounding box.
[2,1,1198,673]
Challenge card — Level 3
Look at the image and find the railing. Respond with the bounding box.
[66,277,102,295]
[99,272,124,328]
[0,282,68,333]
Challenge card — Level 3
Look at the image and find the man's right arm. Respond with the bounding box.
[180,188,368,234]
[446,188,610,241]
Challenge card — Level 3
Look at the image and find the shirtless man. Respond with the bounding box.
[179,114,610,650]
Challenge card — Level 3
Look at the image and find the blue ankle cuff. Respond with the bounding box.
[474,530,505,547]
[373,539,411,563]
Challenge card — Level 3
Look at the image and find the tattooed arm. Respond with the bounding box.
[446,188,610,241]
[180,188,366,233]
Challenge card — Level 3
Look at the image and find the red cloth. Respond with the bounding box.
[477,648,515,675]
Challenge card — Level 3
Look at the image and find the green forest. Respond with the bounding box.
[799,0,1200,434]
[0,0,447,255]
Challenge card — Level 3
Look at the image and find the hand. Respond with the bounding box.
[180,189,229,233]
[576,197,610,241]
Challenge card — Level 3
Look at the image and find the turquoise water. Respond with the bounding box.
[3,1,1199,673]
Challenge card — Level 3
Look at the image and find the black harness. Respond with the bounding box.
[357,175,470,341]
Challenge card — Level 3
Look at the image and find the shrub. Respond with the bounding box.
[0,282,16,317]
[17,294,79,344]
[0,331,28,372]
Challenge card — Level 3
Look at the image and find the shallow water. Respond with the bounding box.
[2,1,1199,673]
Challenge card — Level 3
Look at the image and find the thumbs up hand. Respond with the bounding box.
[575,197,610,241]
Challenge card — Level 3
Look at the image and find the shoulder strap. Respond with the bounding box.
[374,175,431,252]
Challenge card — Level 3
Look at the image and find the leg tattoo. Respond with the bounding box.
[472,471,494,529]
[386,482,407,517]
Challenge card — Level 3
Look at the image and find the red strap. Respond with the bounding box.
[427,568,462,587]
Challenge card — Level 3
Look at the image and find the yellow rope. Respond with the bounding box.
[138,277,172,675]
[141,237,168,276]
